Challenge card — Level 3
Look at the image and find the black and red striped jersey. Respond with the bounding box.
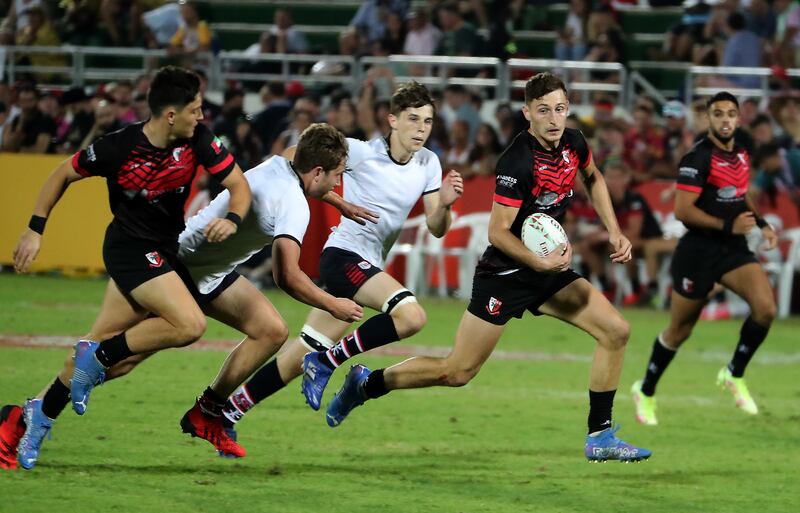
[676,136,750,237]
[478,128,591,274]
[72,122,235,244]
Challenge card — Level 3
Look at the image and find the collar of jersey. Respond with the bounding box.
[287,160,306,193]
[382,135,414,166]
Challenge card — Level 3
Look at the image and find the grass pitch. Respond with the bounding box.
[0,274,798,513]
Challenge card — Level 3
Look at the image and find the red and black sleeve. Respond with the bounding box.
[676,141,711,194]
[193,124,236,182]
[493,136,534,208]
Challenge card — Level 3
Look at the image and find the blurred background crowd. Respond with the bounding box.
[2,0,800,314]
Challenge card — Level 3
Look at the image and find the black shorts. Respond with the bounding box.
[319,247,383,299]
[103,224,185,294]
[467,268,582,325]
[182,271,241,306]
[670,233,758,300]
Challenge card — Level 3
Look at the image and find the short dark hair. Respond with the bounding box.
[753,142,781,169]
[267,81,285,97]
[727,12,746,31]
[294,123,348,174]
[147,66,200,117]
[706,91,739,110]
[390,81,434,116]
[524,72,567,105]
[750,113,772,129]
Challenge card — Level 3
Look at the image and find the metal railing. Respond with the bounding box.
[3,45,798,108]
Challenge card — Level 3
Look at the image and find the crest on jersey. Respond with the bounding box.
[211,137,223,154]
[172,147,184,162]
[145,251,163,268]
[562,151,571,163]
[682,277,694,294]
[737,152,747,164]
[486,297,502,316]
[358,261,372,270]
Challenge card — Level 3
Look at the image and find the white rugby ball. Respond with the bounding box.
[521,213,568,257]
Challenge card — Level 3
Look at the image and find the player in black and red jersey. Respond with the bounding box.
[324,72,651,462]
[631,92,778,426]
[5,66,252,470]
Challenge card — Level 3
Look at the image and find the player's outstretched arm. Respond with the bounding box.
[424,170,463,238]
[322,191,379,225]
[675,188,755,236]
[271,237,363,322]
[579,156,631,264]
[203,164,252,243]
[13,158,85,273]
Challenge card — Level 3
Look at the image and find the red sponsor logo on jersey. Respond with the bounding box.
[211,137,223,154]
[145,251,163,268]
[486,296,503,316]
[682,278,694,294]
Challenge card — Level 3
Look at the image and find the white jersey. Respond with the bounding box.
[325,137,442,267]
[179,156,309,294]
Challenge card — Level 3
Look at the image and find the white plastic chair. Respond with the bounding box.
[384,214,428,294]
[421,212,490,298]
[776,227,800,318]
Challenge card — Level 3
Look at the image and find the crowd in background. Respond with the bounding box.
[2,0,800,309]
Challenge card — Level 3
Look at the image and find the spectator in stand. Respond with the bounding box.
[740,98,760,127]
[719,11,763,88]
[212,88,245,146]
[773,0,800,68]
[381,11,406,54]
[193,69,220,125]
[356,79,393,140]
[270,107,313,156]
[436,1,480,57]
[228,116,263,170]
[663,100,695,173]
[62,1,104,46]
[2,84,55,153]
[132,91,150,121]
[745,0,777,39]
[593,119,627,170]
[168,0,212,64]
[463,122,502,179]
[584,28,625,84]
[251,81,293,154]
[752,141,800,216]
[330,96,367,140]
[775,95,800,146]
[38,92,67,143]
[350,0,409,47]
[556,0,590,62]
[14,5,67,78]
[442,84,480,143]
[443,119,472,173]
[271,8,309,54]
[99,0,144,46]
[663,0,712,61]
[623,96,669,182]
[109,81,138,125]
[57,87,95,154]
[690,98,710,134]
[141,1,181,49]
[79,99,124,150]
[0,0,43,45]
[293,95,322,122]
[750,113,793,149]
[403,9,441,57]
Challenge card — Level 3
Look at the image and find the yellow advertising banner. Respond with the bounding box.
[0,153,112,273]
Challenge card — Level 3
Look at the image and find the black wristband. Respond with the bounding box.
[722,217,734,234]
[28,215,47,235]
[225,212,242,226]
[755,216,768,229]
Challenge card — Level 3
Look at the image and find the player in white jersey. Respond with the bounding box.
[215,82,463,448]
[1,124,367,461]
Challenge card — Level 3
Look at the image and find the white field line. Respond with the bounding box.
[1,334,799,365]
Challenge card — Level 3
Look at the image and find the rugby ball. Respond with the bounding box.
[521,213,568,257]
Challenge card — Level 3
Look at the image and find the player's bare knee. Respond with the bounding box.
[601,316,629,350]
[446,363,479,387]
[175,312,207,346]
[259,318,289,349]
[752,298,776,326]
[392,303,427,338]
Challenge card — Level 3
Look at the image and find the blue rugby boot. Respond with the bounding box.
[585,425,651,462]
[17,399,53,470]
[301,352,334,411]
[70,340,106,415]
[326,364,371,427]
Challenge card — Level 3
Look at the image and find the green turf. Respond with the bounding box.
[0,274,798,512]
